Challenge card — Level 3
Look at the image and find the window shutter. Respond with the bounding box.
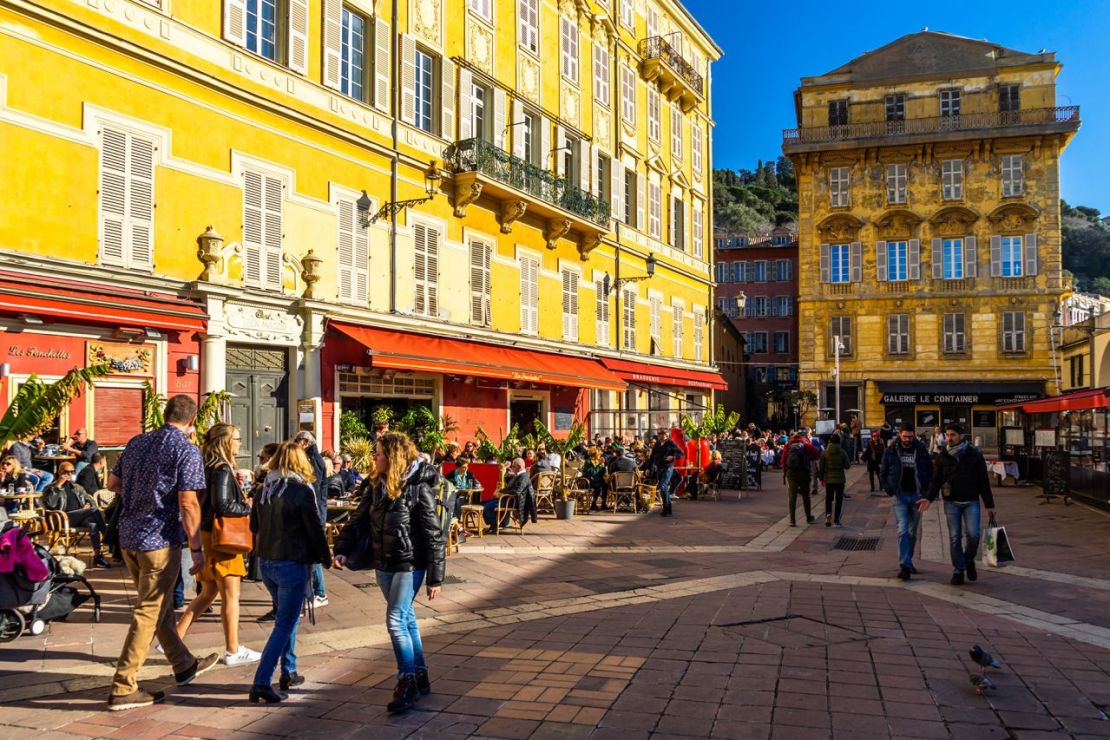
[553,125,565,176]
[908,238,920,280]
[288,0,310,75]
[876,240,887,282]
[337,199,355,301]
[540,117,551,172]
[492,88,507,150]
[612,159,625,224]
[400,34,416,125]
[457,69,473,140]
[262,175,283,290]
[990,235,1002,277]
[511,99,526,159]
[595,279,609,346]
[322,0,342,90]
[850,242,862,282]
[590,145,600,196]
[470,241,490,324]
[931,238,943,279]
[426,225,439,316]
[965,236,978,277]
[636,171,645,230]
[1025,233,1038,275]
[99,129,128,267]
[223,0,247,47]
[373,18,391,112]
[579,139,590,192]
[819,244,830,283]
[242,171,263,285]
[440,57,456,140]
[413,222,438,316]
[562,269,579,341]
[126,136,155,270]
[353,206,369,303]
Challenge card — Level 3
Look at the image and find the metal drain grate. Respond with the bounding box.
[833,536,880,551]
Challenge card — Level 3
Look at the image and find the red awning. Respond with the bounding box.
[0,273,206,332]
[999,388,1110,414]
[330,322,626,392]
[600,357,728,391]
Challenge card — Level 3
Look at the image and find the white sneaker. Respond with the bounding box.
[155,644,164,655]
[312,595,329,609]
[223,645,261,666]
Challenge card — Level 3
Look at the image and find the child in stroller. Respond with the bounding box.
[0,519,101,641]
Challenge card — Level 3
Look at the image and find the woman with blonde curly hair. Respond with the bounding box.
[333,432,445,714]
[175,424,259,665]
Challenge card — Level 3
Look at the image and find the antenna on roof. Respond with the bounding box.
[922,26,929,31]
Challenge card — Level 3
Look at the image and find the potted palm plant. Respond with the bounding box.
[532,418,586,520]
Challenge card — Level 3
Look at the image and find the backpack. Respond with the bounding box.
[786,442,809,473]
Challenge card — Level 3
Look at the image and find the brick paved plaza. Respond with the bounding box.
[3,468,1110,740]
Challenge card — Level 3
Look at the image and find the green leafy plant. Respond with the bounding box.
[0,364,111,447]
[341,436,374,473]
[141,379,167,431]
[474,425,520,463]
[395,406,458,455]
[784,390,818,423]
[371,405,394,427]
[339,410,369,444]
[194,390,231,444]
[702,404,741,436]
[532,418,586,500]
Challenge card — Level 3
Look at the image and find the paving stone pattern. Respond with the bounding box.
[3,467,1110,738]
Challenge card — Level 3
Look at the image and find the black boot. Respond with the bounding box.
[415,667,431,696]
[280,672,305,690]
[387,674,419,713]
[249,684,287,704]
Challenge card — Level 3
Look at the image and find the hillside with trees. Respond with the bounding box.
[712,157,798,234]
[1062,201,1110,295]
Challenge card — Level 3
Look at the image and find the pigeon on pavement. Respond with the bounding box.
[969,673,996,695]
[969,644,1001,669]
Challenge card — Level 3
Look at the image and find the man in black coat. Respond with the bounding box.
[647,429,684,518]
[923,423,996,586]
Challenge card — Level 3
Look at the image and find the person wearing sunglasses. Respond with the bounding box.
[42,463,111,568]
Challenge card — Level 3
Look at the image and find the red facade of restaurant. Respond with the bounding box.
[0,272,206,452]
[320,322,628,451]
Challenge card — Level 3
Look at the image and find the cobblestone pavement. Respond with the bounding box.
[3,466,1110,739]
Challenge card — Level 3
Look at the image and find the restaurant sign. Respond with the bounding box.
[87,341,153,375]
[881,391,1040,406]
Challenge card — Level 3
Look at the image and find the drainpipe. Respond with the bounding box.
[388,0,399,314]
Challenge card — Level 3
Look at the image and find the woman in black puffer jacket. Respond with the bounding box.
[333,432,444,715]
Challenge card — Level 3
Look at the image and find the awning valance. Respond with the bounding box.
[997,388,1110,414]
[599,357,728,391]
[329,322,627,392]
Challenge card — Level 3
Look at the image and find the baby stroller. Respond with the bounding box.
[0,521,101,642]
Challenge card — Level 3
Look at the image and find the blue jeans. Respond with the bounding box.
[253,559,309,687]
[312,563,326,599]
[30,470,53,492]
[377,569,426,677]
[945,501,981,573]
[657,466,674,511]
[891,492,921,569]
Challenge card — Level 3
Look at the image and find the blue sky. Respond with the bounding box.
[684,0,1110,214]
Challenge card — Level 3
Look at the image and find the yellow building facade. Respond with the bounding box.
[0,0,722,456]
[784,31,1080,448]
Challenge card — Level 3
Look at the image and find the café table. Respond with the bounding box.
[2,492,41,513]
[455,487,484,506]
[33,454,76,475]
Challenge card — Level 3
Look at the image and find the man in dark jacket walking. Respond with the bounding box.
[923,423,996,585]
[880,425,933,580]
[294,431,329,608]
[782,431,820,526]
[647,429,684,517]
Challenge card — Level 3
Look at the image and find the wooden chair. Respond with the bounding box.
[493,494,526,535]
[532,471,558,516]
[700,472,720,502]
[39,509,83,554]
[636,481,659,513]
[568,476,593,511]
[459,505,485,538]
[446,520,461,556]
[609,471,638,512]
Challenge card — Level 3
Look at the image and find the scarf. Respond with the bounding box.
[946,439,970,459]
[259,471,306,505]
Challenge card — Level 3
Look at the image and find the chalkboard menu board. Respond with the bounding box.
[1041,450,1070,500]
[553,407,574,430]
[717,440,746,487]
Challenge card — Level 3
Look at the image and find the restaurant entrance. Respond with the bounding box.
[510,398,543,434]
[227,345,288,469]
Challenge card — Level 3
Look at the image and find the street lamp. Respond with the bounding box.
[833,335,845,428]
[735,291,747,317]
[359,160,442,226]
[603,252,657,294]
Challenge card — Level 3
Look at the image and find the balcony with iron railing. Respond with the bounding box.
[783,106,1080,153]
[638,36,704,113]
[443,137,611,257]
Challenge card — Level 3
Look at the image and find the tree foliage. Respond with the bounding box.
[713,157,798,234]
[0,364,111,447]
[395,406,458,454]
[142,380,166,432]
[1062,200,1110,293]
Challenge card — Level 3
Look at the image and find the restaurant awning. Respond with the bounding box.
[329,322,627,392]
[599,357,728,391]
[997,388,1110,414]
[0,273,207,332]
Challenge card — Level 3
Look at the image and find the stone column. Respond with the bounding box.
[201,333,227,394]
[300,308,326,400]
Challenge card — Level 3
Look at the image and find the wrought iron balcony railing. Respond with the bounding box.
[638,36,704,97]
[443,138,611,227]
[783,106,1080,146]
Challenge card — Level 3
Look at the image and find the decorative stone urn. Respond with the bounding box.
[196,225,223,282]
[301,249,323,299]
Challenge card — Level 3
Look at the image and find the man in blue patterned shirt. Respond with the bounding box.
[106,394,219,711]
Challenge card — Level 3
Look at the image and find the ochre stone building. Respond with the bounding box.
[783,31,1080,448]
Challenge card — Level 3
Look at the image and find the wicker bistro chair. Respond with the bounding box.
[493,493,526,536]
[636,479,659,512]
[532,471,559,516]
[39,509,86,554]
[568,476,593,511]
[609,471,638,512]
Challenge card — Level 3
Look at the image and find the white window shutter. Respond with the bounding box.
[990,235,1002,277]
[492,88,507,150]
[850,242,862,282]
[126,136,155,270]
[1025,233,1038,275]
[470,241,490,324]
[322,0,342,89]
[99,129,129,267]
[400,34,416,125]
[965,235,978,277]
[636,172,645,231]
[876,240,887,282]
[373,18,391,112]
[413,223,427,314]
[440,58,456,140]
[426,225,439,316]
[262,175,283,290]
[818,244,830,283]
[590,144,600,196]
[908,238,920,280]
[553,125,565,176]
[337,199,355,301]
[223,0,247,47]
[353,210,369,303]
[595,280,609,346]
[242,171,263,286]
[539,117,551,172]
[288,0,309,74]
[578,139,590,192]
[931,238,943,279]
[612,160,625,225]
[458,69,474,141]
[511,99,526,159]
